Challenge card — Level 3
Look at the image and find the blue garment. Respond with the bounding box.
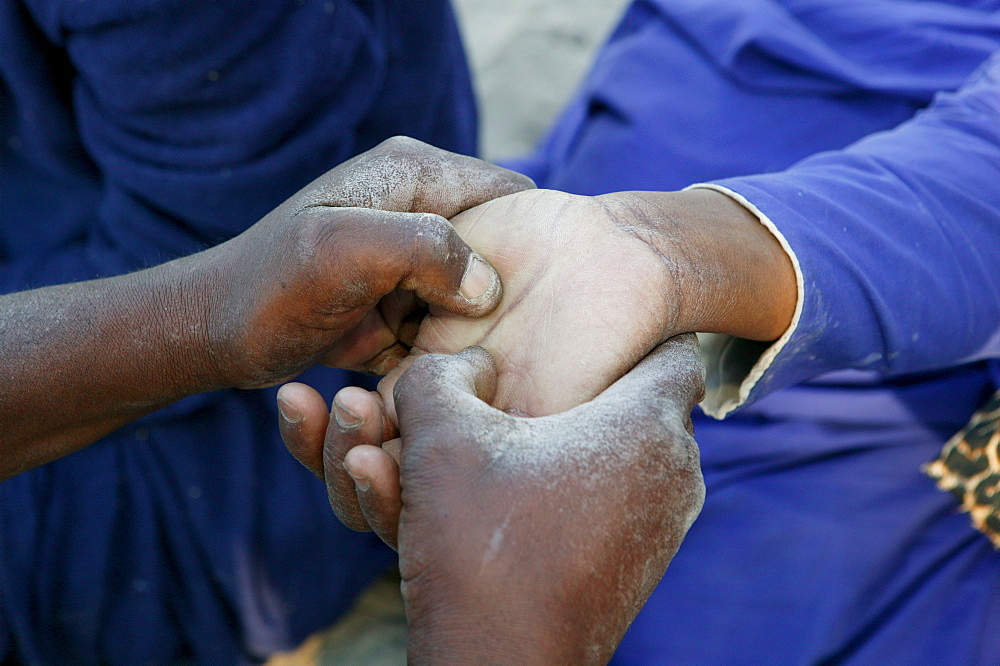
[514,1,1000,663]
[0,0,476,663]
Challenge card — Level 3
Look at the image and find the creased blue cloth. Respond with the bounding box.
[716,51,1000,400]
[0,0,476,662]
[513,1,1000,663]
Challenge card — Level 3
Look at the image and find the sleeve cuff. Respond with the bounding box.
[683,183,805,419]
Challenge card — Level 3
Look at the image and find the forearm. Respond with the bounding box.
[597,188,798,343]
[407,605,588,666]
[404,562,638,665]
[0,252,229,478]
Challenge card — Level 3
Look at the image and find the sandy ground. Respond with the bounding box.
[265,3,631,663]
[454,0,631,161]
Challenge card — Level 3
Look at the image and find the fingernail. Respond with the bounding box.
[333,397,363,430]
[277,396,303,424]
[345,465,371,492]
[460,255,496,302]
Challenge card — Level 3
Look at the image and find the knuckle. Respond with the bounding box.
[284,209,347,275]
[396,353,442,393]
[662,334,706,405]
[369,137,441,182]
[403,214,465,271]
[314,138,433,210]
[409,212,455,248]
[396,350,488,414]
[377,135,429,156]
[394,353,461,409]
[291,206,341,245]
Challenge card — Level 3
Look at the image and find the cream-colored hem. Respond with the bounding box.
[683,183,805,419]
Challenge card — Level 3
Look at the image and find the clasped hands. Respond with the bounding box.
[266,137,792,662]
[264,138,726,663]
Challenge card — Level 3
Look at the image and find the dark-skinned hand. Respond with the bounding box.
[197,135,535,387]
[281,335,706,664]
[0,136,532,479]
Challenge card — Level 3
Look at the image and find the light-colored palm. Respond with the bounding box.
[397,189,676,416]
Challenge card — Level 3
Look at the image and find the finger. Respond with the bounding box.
[344,444,403,550]
[582,334,706,429]
[321,292,425,372]
[277,383,330,479]
[389,213,503,317]
[381,437,402,465]
[323,386,397,532]
[397,313,423,348]
[376,350,424,425]
[361,343,410,377]
[305,207,503,319]
[378,290,424,346]
[393,346,499,438]
[320,308,400,372]
[300,136,536,218]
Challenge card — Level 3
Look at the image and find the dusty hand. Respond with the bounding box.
[280,335,705,663]
[379,188,681,417]
[376,187,795,419]
[0,136,534,478]
[197,136,534,388]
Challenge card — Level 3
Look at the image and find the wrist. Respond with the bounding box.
[599,189,797,341]
[127,249,238,394]
[405,596,588,665]
[402,567,625,665]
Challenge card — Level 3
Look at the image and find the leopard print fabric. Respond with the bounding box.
[925,390,1000,549]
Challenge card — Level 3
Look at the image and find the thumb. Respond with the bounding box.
[583,334,705,431]
[393,346,499,439]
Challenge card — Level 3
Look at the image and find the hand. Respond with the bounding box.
[377,187,795,418]
[196,136,535,388]
[0,137,533,478]
[280,335,706,664]
[381,188,677,417]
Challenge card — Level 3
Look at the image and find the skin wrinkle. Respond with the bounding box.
[599,193,686,334]
[537,271,555,379]
[468,262,549,344]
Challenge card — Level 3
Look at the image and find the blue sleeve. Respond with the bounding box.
[714,50,1000,402]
